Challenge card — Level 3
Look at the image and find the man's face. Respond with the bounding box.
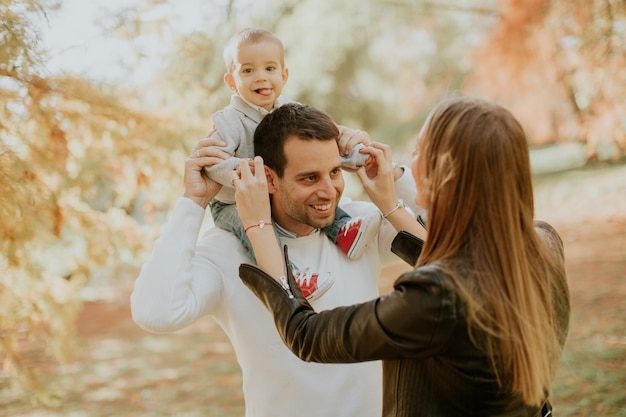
[270,136,345,236]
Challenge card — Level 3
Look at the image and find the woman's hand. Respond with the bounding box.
[357,142,427,240]
[355,142,399,214]
[183,136,230,208]
[231,156,272,232]
[232,156,284,278]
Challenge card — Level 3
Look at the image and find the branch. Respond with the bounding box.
[381,0,499,17]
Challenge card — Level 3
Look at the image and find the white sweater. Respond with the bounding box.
[131,170,419,417]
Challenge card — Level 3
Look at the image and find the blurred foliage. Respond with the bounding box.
[0,0,207,406]
[142,0,500,152]
[467,0,626,161]
[1,0,625,408]
[117,0,625,159]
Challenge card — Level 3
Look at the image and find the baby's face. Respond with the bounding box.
[227,40,288,111]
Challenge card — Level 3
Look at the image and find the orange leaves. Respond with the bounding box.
[466,0,626,159]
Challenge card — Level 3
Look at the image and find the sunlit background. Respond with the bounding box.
[2,0,625,415]
[40,0,209,83]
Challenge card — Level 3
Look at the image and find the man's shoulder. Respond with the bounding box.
[338,198,378,218]
[197,227,250,262]
[200,226,242,244]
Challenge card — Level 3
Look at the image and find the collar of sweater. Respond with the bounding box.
[237,94,278,115]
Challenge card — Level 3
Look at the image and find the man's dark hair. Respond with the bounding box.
[254,103,340,177]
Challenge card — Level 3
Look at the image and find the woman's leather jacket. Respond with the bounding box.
[239,230,569,417]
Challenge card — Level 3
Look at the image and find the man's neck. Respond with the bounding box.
[273,221,317,238]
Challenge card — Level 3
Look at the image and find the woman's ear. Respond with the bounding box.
[265,166,278,194]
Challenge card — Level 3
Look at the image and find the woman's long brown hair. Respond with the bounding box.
[416,97,568,406]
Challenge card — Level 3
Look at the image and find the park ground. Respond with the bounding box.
[4,163,626,416]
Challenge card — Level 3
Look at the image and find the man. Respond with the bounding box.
[130,103,424,417]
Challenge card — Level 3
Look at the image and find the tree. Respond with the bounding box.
[1,0,205,405]
[143,0,496,153]
[110,0,626,162]
[466,0,626,161]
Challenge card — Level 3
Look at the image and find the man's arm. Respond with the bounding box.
[132,137,232,331]
[131,198,224,332]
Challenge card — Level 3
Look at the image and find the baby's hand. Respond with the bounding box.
[340,143,370,171]
[337,125,371,156]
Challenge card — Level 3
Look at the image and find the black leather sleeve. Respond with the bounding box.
[391,231,425,266]
[239,246,458,364]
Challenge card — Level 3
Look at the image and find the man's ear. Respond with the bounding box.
[224,73,236,92]
[265,166,278,194]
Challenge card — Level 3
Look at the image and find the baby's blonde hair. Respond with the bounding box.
[223,28,285,73]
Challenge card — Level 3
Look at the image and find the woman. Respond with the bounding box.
[233,96,570,416]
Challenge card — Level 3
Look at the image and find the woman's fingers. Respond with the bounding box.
[231,156,265,188]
